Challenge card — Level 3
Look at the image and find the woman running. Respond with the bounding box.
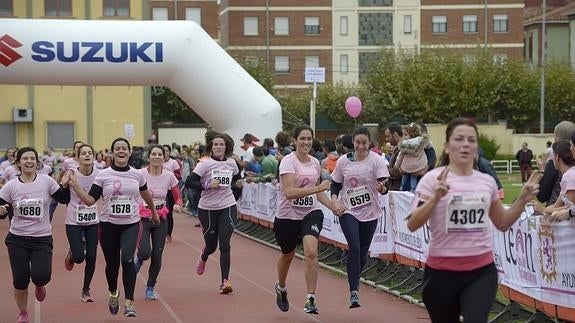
[185,133,241,294]
[273,125,332,315]
[134,145,183,300]
[69,137,159,317]
[407,118,539,323]
[63,144,100,302]
[162,145,181,242]
[0,147,71,323]
[330,126,389,308]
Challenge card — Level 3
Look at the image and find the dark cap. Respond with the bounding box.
[241,133,259,143]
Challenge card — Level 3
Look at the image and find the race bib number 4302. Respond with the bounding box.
[16,199,44,220]
[446,194,490,233]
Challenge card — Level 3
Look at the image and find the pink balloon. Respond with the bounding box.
[345,96,362,118]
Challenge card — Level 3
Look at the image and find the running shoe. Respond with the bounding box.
[124,300,137,317]
[274,282,289,312]
[17,311,29,323]
[219,279,233,294]
[145,286,158,300]
[134,255,143,274]
[108,291,120,315]
[196,258,206,275]
[35,285,46,302]
[349,291,361,308]
[64,249,74,271]
[304,296,319,314]
[81,289,94,303]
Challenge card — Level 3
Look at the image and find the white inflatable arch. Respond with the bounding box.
[0,19,282,150]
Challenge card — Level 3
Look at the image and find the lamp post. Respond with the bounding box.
[540,0,546,134]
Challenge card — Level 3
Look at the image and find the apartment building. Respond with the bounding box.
[148,0,218,38]
[420,0,525,63]
[219,0,333,91]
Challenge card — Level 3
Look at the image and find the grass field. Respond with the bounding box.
[499,173,524,205]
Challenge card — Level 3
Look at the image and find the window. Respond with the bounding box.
[304,17,320,35]
[404,15,412,34]
[185,7,201,25]
[432,16,447,34]
[0,0,13,16]
[274,17,289,36]
[45,0,72,16]
[359,0,392,6]
[47,122,74,150]
[493,14,508,33]
[274,56,289,73]
[340,16,348,35]
[152,7,168,20]
[0,123,16,149]
[305,56,319,68]
[463,15,478,33]
[103,0,129,17]
[340,55,349,74]
[244,17,258,36]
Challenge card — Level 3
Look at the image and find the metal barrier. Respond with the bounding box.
[491,160,541,174]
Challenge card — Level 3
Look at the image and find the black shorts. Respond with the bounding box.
[273,210,323,254]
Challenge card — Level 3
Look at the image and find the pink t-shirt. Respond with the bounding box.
[138,168,178,219]
[331,151,390,222]
[163,158,180,173]
[60,157,79,173]
[414,167,499,260]
[94,167,146,225]
[2,164,20,182]
[0,159,13,173]
[66,167,100,226]
[94,160,107,170]
[193,158,238,210]
[37,164,52,176]
[559,166,575,207]
[0,174,60,237]
[276,153,323,220]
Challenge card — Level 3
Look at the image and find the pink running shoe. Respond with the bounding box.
[196,258,206,275]
[17,311,29,323]
[219,279,233,294]
[35,285,46,302]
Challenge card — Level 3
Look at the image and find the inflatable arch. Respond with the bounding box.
[0,19,282,150]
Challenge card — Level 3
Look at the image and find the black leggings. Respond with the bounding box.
[198,205,237,282]
[99,221,141,300]
[66,224,98,291]
[422,262,498,323]
[339,214,378,292]
[166,190,175,237]
[137,218,167,287]
[5,233,53,290]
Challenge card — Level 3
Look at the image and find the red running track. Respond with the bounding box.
[0,205,430,322]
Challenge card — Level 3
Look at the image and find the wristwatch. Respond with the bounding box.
[569,208,574,219]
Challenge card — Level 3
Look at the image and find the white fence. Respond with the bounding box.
[491,160,540,174]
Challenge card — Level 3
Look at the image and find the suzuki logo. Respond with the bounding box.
[0,34,22,67]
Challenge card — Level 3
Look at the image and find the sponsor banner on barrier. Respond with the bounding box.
[238,183,575,309]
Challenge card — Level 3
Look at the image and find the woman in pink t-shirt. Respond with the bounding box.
[185,133,241,294]
[63,144,100,303]
[273,125,332,315]
[134,145,183,300]
[543,140,575,221]
[69,138,159,318]
[407,118,540,323]
[162,145,181,242]
[330,126,389,308]
[0,147,71,323]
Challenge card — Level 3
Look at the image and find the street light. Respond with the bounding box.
[540,0,546,134]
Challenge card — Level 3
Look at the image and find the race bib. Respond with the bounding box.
[347,185,372,210]
[212,169,233,187]
[16,199,44,220]
[76,205,98,225]
[146,199,166,211]
[292,195,316,208]
[446,194,490,233]
[109,195,133,218]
